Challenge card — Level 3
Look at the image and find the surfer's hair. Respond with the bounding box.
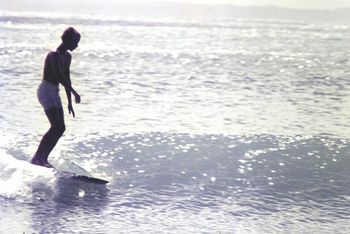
[61,27,80,43]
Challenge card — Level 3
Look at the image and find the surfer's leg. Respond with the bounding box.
[42,107,65,165]
[32,107,65,167]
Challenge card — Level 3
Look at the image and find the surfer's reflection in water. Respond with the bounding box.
[31,27,81,168]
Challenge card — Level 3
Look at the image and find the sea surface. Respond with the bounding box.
[1,10,350,233]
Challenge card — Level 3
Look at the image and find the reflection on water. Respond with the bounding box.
[31,176,109,233]
[1,11,350,233]
[1,132,350,232]
[1,13,350,137]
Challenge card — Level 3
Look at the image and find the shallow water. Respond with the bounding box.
[1,11,350,233]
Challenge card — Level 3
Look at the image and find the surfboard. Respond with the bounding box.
[54,161,109,184]
[56,170,109,184]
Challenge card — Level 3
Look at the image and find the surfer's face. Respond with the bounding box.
[68,34,80,51]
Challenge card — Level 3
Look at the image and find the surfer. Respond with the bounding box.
[31,27,81,168]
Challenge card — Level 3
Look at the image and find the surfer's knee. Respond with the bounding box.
[51,124,65,137]
[58,124,66,136]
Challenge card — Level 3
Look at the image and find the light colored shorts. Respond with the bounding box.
[37,80,62,110]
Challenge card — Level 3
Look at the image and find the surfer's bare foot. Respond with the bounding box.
[31,157,54,168]
[31,157,44,166]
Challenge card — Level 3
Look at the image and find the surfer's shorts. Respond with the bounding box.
[37,80,62,110]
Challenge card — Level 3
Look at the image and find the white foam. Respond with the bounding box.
[0,150,55,199]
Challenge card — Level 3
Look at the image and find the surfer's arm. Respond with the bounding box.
[64,55,81,118]
[64,66,75,117]
[65,55,81,104]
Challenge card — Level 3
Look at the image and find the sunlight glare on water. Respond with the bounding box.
[1,9,350,233]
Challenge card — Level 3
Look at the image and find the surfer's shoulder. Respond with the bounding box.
[46,51,58,60]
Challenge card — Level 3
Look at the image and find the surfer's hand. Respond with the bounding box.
[73,91,81,104]
[68,103,75,118]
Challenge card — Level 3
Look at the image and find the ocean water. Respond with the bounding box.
[1,10,350,233]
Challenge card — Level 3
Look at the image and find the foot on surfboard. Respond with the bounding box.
[31,158,54,169]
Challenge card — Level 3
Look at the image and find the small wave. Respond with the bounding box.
[0,11,266,30]
[0,150,55,199]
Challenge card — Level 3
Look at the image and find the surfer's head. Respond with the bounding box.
[61,27,80,51]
